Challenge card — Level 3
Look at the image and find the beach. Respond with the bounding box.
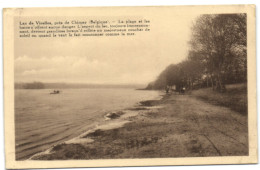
[31,88,248,160]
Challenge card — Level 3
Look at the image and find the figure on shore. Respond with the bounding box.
[180,87,185,94]
[165,86,170,94]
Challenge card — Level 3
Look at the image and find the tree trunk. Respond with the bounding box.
[210,75,214,90]
[216,72,226,93]
[206,75,209,87]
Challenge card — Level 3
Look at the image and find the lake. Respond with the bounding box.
[15,88,161,160]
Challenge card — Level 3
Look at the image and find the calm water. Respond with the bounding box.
[15,88,161,160]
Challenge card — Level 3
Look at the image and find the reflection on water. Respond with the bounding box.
[15,88,160,160]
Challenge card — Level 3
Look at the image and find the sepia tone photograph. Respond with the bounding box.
[3,5,257,169]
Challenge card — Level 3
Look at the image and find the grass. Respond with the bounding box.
[191,83,248,115]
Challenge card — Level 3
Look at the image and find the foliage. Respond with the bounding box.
[147,14,247,92]
[23,82,45,89]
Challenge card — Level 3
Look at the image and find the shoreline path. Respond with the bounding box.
[33,94,248,159]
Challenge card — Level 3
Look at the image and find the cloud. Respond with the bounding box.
[14,55,142,83]
[14,14,199,84]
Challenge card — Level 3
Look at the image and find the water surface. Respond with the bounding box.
[15,88,160,160]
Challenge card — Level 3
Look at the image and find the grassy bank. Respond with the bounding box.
[191,83,248,115]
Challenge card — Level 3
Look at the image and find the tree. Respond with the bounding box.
[180,58,204,90]
[146,14,246,92]
[189,14,247,92]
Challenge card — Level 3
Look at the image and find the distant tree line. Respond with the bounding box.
[15,82,45,89]
[14,82,144,89]
[146,14,247,92]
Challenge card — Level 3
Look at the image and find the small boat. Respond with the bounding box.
[50,90,60,94]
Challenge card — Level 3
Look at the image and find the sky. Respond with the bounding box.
[14,9,199,85]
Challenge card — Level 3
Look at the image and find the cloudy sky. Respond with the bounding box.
[15,10,198,85]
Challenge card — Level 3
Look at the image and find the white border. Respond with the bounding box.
[1,1,259,170]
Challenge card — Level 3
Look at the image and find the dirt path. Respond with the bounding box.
[156,94,248,157]
[33,94,248,160]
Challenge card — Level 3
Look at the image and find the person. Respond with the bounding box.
[165,86,169,94]
[182,87,186,94]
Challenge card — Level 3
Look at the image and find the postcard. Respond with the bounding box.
[3,5,257,169]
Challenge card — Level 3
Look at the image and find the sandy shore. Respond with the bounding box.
[31,93,248,160]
